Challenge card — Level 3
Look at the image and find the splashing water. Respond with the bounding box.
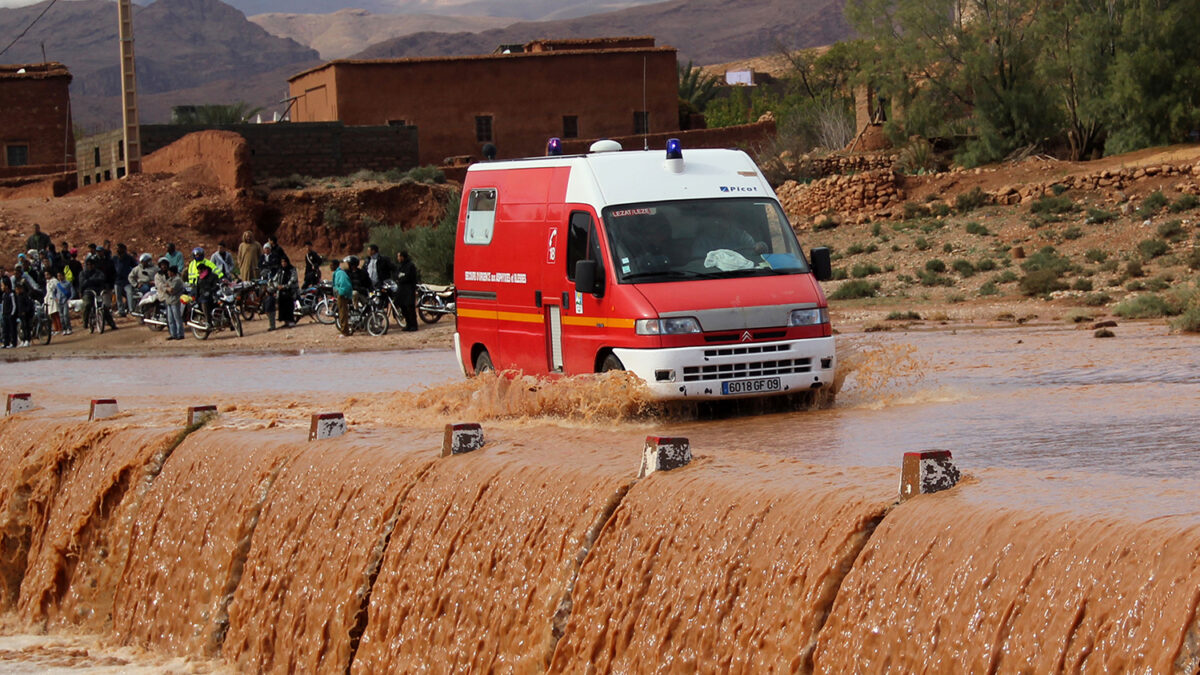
[832,339,931,409]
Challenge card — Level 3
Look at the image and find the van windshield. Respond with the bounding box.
[602,198,810,283]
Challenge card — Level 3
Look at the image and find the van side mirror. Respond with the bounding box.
[810,247,832,281]
[575,259,602,296]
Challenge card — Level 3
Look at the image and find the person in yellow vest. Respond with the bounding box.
[187,247,223,285]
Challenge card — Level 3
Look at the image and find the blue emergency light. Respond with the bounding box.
[547,137,563,156]
[665,138,683,159]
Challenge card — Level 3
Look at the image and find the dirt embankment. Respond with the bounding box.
[0,131,457,261]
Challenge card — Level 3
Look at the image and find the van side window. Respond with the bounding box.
[464,188,497,245]
[566,211,601,280]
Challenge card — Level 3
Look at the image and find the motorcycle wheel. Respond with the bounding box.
[418,307,442,324]
[38,318,51,345]
[96,309,107,334]
[314,298,336,325]
[367,309,388,336]
[191,313,211,340]
[229,308,243,337]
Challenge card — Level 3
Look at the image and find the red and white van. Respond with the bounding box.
[453,139,834,400]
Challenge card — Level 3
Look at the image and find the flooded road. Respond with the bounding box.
[3,321,1199,672]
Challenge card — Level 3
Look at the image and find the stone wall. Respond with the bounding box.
[986,162,1200,205]
[776,168,906,219]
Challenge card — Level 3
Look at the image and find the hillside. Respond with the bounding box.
[0,0,320,129]
[352,0,852,64]
[225,0,669,21]
[249,9,515,59]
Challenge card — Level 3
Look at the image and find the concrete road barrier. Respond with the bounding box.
[309,413,347,441]
[5,393,32,416]
[442,423,485,457]
[639,436,691,478]
[899,450,961,501]
[89,399,119,421]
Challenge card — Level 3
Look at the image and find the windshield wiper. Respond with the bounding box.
[622,270,719,282]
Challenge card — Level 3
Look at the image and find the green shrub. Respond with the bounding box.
[1169,194,1199,213]
[1188,248,1200,270]
[964,221,989,236]
[1126,279,1146,291]
[1137,190,1169,217]
[1112,294,1178,318]
[902,202,930,219]
[925,259,947,273]
[977,258,997,271]
[871,222,883,237]
[917,270,954,286]
[951,259,977,277]
[1137,238,1169,259]
[368,192,459,283]
[1050,183,1069,196]
[832,267,849,280]
[1084,292,1111,306]
[1020,246,1073,277]
[323,206,345,230]
[1072,278,1094,292]
[851,262,883,278]
[1030,195,1076,215]
[914,236,931,251]
[1157,219,1185,242]
[929,202,952,217]
[978,281,999,296]
[942,243,954,253]
[846,242,866,256]
[886,310,922,320]
[1020,269,1069,296]
[1145,276,1171,291]
[829,280,880,300]
[1099,259,1119,272]
[1063,227,1084,240]
[1085,249,1108,263]
[1085,207,1116,224]
[814,216,839,231]
[995,270,1019,284]
[1170,307,1200,332]
[955,187,989,213]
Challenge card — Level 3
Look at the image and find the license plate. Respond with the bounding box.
[722,377,781,395]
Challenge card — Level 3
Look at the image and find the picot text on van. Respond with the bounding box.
[452,138,835,400]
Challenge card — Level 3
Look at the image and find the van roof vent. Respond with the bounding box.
[589,140,623,153]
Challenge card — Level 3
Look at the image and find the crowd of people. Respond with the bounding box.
[1,223,422,347]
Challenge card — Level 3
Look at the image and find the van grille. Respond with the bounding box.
[682,347,813,382]
[703,330,788,343]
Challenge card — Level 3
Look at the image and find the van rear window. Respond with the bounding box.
[464,189,497,245]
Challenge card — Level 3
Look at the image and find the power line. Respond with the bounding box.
[0,0,61,60]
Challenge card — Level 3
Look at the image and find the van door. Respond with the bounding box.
[557,210,607,373]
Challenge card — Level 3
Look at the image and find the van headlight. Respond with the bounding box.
[788,308,829,326]
[636,317,702,335]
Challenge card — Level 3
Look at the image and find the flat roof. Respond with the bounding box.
[288,45,676,83]
[0,62,71,81]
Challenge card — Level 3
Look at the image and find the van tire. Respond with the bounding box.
[600,353,624,372]
[474,350,494,374]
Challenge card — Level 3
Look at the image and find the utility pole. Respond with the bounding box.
[117,0,141,175]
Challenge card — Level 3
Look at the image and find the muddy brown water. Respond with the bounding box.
[1,322,1198,671]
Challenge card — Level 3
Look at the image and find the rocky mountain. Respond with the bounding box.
[224,0,669,22]
[249,8,515,59]
[0,0,320,129]
[352,0,852,64]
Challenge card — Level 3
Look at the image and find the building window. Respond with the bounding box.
[5,144,29,167]
[475,115,494,143]
[118,140,124,161]
[117,166,126,179]
[633,111,650,135]
[387,119,408,127]
[93,147,101,167]
[562,116,579,139]
[83,175,91,186]
[103,170,111,181]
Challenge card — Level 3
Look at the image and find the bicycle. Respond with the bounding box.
[82,290,111,334]
[31,302,52,345]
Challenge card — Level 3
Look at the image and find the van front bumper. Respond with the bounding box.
[612,336,836,400]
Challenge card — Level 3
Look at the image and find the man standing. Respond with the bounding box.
[112,243,136,316]
[394,250,419,332]
[128,253,156,312]
[25,224,50,253]
[303,241,323,287]
[164,243,184,275]
[236,231,261,281]
[211,242,235,278]
[365,244,393,290]
[333,257,353,336]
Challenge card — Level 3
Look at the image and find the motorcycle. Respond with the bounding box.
[416,283,456,324]
[135,287,169,331]
[231,279,267,321]
[334,291,389,337]
[186,286,243,339]
[297,281,335,324]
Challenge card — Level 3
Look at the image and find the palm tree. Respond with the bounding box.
[677,61,721,111]
[171,102,264,125]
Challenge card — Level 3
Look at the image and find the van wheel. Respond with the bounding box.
[474,350,494,374]
[600,353,624,372]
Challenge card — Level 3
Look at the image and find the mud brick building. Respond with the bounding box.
[0,63,74,180]
[287,37,679,165]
